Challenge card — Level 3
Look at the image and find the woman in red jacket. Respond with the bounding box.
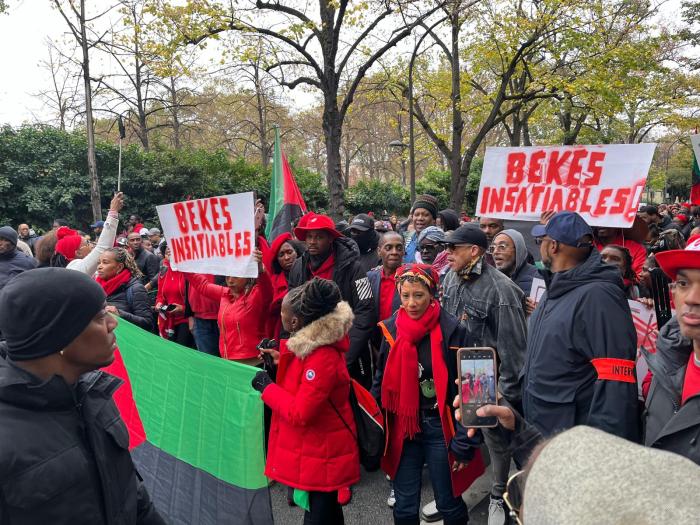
[251,278,360,524]
[186,249,271,364]
[263,232,302,340]
[155,242,193,347]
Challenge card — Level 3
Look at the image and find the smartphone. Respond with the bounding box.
[457,347,498,428]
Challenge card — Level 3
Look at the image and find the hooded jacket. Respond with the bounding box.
[0,249,36,293]
[522,249,640,441]
[499,229,539,296]
[442,258,527,406]
[105,276,153,331]
[0,357,164,525]
[643,317,700,464]
[288,236,377,386]
[262,302,360,491]
[355,231,381,276]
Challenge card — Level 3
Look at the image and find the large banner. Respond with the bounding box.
[156,192,258,277]
[476,144,657,227]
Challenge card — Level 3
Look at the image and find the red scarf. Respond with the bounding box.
[310,253,335,280]
[381,301,442,439]
[95,269,132,297]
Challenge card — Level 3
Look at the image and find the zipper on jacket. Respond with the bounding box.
[221,302,232,359]
[237,321,243,346]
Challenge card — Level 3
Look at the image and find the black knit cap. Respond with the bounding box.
[412,194,439,219]
[0,268,106,361]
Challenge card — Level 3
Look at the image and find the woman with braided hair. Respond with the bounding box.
[251,277,360,524]
[372,263,480,525]
[95,247,153,330]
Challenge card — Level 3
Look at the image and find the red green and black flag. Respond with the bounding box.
[691,134,700,205]
[266,126,307,239]
[104,320,272,525]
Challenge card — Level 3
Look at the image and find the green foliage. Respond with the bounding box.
[0,125,327,230]
[345,179,410,216]
[415,169,451,210]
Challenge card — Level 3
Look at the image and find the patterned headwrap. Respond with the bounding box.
[395,263,439,296]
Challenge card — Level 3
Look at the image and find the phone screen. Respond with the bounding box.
[458,348,498,428]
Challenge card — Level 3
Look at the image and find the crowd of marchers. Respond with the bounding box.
[1,194,700,524]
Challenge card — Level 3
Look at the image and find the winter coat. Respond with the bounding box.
[442,258,527,406]
[288,236,376,375]
[522,248,640,441]
[262,302,360,491]
[133,249,160,285]
[643,317,700,464]
[0,356,164,525]
[372,310,483,497]
[0,250,36,292]
[17,234,38,255]
[367,267,401,321]
[106,276,153,331]
[186,274,219,320]
[187,271,272,360]
[67,213,119,276]
[498,229,539,296]
[356,232,381,276]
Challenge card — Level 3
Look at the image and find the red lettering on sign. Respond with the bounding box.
[609,188,630,214]
[585,151,606,186]
[243,231,252,256]
[227,232,235,256]
[210,235,220,257]
[506,153,526,184]
[514,187,528,214]
[173,203,189,234]
[594,188,613,215]
[185,201,199,232]
[197,200,213,230]
[566,149,588,186]
[580,188,592,214]
[565,188,580,211]
[171,237,183,263]
[488,187,505,214]
[528,150,546,183]
[209,198,221,231]
[546,151,570,185]
[550,188,563,211]
[530,186,545,211]
[218,233,226,255]
[220,198,233,230]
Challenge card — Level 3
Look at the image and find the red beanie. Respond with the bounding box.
[55,226,83,262]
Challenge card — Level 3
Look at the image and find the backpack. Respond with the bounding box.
[330,379,385,471]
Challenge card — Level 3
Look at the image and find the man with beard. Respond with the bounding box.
[17,224,38,254]
[491,229,539,295]
[522,211,639,441]
[127,232,160,284]
[479,217,505,244]
[348,213,381,274]
[288,213,376,389]
[0,226,37,293]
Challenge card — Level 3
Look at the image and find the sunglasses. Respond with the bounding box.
[503,470,525,525]
[445,243,473,252]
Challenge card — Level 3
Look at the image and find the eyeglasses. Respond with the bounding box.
[503,470,525,525]
[445,243,472,252]
[419,243,441,252]
[489,242,511,254]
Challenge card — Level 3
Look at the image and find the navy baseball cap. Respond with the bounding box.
[90,220,105,228]
[531,211,593,247]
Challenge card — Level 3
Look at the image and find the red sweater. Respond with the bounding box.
[187,274,220,320]
[156,263,188,335]
[187,271,272,360]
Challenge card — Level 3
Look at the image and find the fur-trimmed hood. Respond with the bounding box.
[286,301,354,359]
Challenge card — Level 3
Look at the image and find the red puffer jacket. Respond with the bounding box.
[262,302,361,492]
[186,271,272,360]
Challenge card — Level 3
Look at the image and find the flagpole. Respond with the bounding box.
[118,138,122,193]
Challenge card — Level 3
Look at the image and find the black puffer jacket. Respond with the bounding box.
[0,250,36,293]
[106,276,153,331]
[643,317,700,464]
[288,236,377,387]
[0,356,165,524]
[134,249,160,285]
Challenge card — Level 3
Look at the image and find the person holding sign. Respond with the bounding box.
[186,248,271,364]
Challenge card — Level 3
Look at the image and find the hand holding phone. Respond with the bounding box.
[457,347,498,428]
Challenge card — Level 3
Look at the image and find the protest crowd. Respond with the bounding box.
[3,181,700,525]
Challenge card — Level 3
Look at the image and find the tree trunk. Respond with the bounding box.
[449,14,464,190]
[323,99,345,219]
[79,0,101,222]
[169,76,181,150]
[254,66,269,169]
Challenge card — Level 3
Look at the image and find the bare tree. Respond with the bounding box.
[35,39,82,131]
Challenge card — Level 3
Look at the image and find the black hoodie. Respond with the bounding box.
[522,249,640,441]
[0,357,164,524]
[288,236,377,388]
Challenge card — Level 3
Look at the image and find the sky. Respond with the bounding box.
[0,0,686,128]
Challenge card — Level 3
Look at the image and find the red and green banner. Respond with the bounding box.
[265,126,307,240]
[104,319,272,525]
[692,134,700,205]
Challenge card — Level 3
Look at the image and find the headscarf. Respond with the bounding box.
[395,263,440,296]
[418,226,446,245]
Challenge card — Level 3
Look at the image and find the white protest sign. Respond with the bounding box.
[529,277,546,306]
[156,192,258,278]
[476,144,657,227]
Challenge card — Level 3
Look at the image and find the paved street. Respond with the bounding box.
[270,466,493,524]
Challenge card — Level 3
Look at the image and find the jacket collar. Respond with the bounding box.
[287,302,354,359]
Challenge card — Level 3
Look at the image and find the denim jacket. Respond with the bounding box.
[441,258,527,405]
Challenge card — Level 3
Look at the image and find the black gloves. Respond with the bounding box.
[251,370,273,393]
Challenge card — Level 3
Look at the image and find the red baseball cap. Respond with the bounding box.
[656,234,700,280]
[293,212,341,241]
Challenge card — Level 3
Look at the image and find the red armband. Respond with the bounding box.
[591,358,636,383]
